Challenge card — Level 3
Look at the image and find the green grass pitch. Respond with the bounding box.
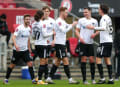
[0,80,120,87]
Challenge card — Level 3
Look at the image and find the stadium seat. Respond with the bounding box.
[0,3,5,8]
[68,37,79,57]
[6,3,16,8]
[13,24,20,32]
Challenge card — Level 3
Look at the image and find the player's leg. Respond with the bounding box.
[89,56,96,84]
[81,56,88,84]
[27,61,35,83]
[79,43,89,84]
[46,57,61,84]
[35,45,48,85]
[104,43,114,84]
[96,57,106,84]
[44,58,48,80]
[4,50,18,84]
[44,45,51,80]
[104,57,114,84]
[96,44,106,84]
[62,57,79,84]
[88,44,96,84]
[22,50,35,84]
[37,58,47,84]
[61,44,79,84]
[4,64,16,84]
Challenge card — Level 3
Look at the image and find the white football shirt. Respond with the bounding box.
[13,24,31,51]
[95,14,113,43]
[55,17,73,45]
[76,17,98,44]
[43,17,55,45]
[32,20,53,45]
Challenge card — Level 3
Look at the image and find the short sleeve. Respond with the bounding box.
[95,20,98,27]
[76,19,81,29]
[14,27,20,36]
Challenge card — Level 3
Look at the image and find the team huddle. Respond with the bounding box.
[4,4,114,85]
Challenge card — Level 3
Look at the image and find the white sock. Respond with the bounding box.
[38,80,42,82]
[69,78,73,82]
[48,77,52,80]
[101,78,105,81]
[109,78,113,81]
[5,79,8,80]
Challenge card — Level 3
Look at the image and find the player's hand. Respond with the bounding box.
[72,21,78,27]
[29,49,32,53]
[53,30,56,35]
[91,34,96,39]
[15,45,20,51]
[47,40,50,44]
[86,25,95,30]
[51,40,55,47]
[79,37,85,44]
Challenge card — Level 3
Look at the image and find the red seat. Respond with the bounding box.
[68,37,79,57]
[0,3,5,8]
[13,24,20,33]
[6,3,16,8]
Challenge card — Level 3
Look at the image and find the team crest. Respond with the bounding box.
[58,22,62,26]
[43,24,46,28]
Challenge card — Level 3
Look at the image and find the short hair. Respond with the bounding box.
[42,6,51,11]
[59,7,67,12]
[100,4,109,14]
[84,7,91,11]
[24,14,31,19]
[34,10,44,21]
[0,14,7,19]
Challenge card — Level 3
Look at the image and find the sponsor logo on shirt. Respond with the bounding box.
[58,22,62,26]
[43,24,46,28]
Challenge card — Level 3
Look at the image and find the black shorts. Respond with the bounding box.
[55,44,67,59]
[46,45,52,58]
[11,50,32,64]
[35,45,47,58]
[46,45,56,58]
[79,43,94,57]
[75,42,80,54]
[97,43,112,58]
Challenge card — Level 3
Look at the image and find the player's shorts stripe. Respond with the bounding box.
[101,46,104,55]
[59,49,62,58]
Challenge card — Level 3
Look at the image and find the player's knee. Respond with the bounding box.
[9,64,16,69]
[105,59,111,65]
[89,57,95,63]
[40,59,46,65]
[55,61,60,66]
[62,58,69,65]
[96,58,102,64]
[63,60,69,65]
[81,57,87,62]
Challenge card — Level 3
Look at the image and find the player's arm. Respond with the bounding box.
[12,28,20,51]
[28,37,32,53]
[75,28,85,44]
[91,20,100,38]
[51,29,56,47]
[42,24,54,38]
[86,20,107,31]
[58,21,77,33]
[31,25,36,39]
[75,19,85,44]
